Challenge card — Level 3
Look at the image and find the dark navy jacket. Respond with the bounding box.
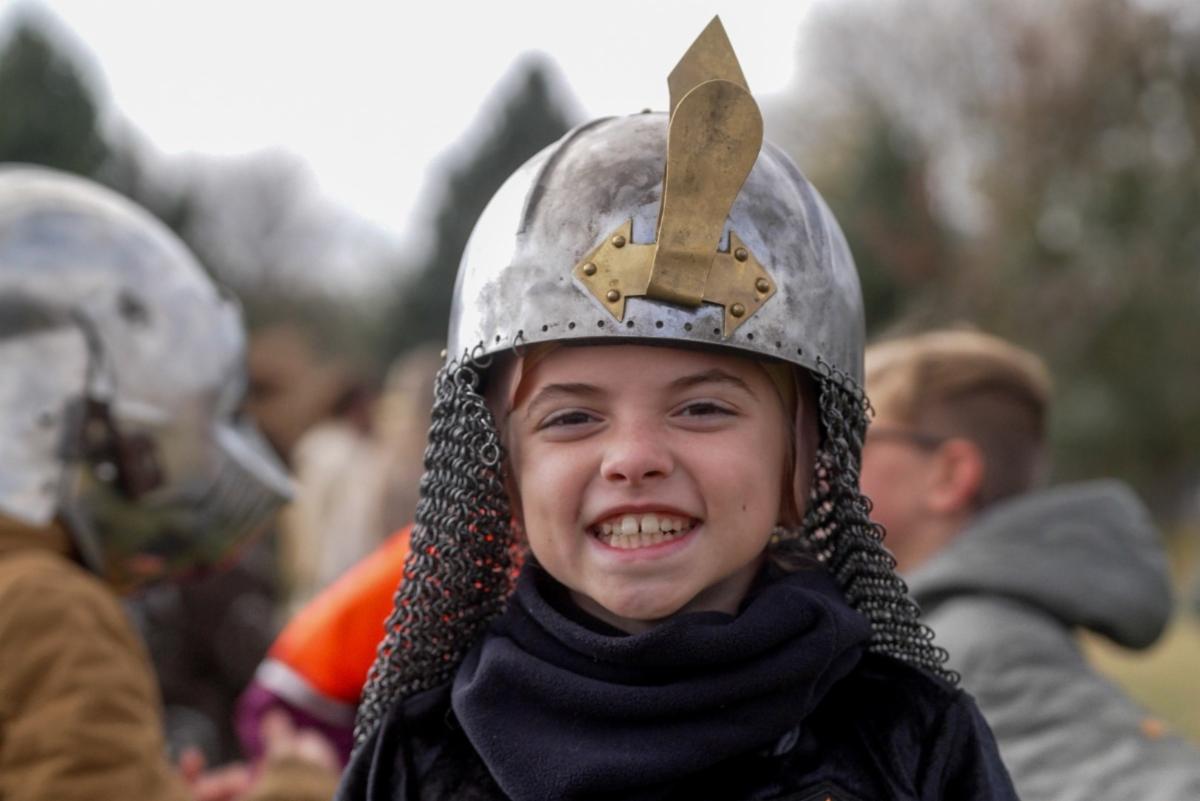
[338,652,1018,801]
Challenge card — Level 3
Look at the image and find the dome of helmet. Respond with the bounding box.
[448,112,866,387]
[0,164,245,419]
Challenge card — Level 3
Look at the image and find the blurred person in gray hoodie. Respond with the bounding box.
[861,329,1200,801]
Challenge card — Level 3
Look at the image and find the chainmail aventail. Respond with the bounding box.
[353,352,515,747]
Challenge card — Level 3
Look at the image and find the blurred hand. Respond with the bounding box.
[177,746,253,801]
[259,708,341,773]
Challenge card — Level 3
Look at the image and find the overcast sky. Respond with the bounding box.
[12,0,819,247]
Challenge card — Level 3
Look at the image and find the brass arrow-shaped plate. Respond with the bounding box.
[573,220,775,336]
[571,220,651,321]
[705,231,776,333]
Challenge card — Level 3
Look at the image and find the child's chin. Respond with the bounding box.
[597,595,688,626]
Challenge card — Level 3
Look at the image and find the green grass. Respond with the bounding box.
[1082,527,1200,745]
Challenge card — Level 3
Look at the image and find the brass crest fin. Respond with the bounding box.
[667,16,749,121]
[571,17,776,337]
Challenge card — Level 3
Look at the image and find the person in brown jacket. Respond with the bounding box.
[0,165,337,801]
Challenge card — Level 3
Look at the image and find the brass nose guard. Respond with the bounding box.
[572,17,777,337]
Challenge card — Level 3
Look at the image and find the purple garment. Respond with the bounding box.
[235,679,356,767]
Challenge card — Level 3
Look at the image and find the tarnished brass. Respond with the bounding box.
[571,219,652,321]
[648,79,762,307]
[570,16,776,336]
[704,231,776,332]
[667,16,749,122]
[573,224,776,334]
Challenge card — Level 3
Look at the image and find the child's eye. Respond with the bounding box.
[539,410,597,429]
[676,401,734,418]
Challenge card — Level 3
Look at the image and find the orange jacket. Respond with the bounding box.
[239,526,410,763]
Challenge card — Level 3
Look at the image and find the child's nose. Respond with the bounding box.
[599,423,673,485]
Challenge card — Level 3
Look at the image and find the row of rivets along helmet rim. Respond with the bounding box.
[484,329,805,356]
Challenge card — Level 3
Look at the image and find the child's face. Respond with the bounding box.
[504,345,793,633]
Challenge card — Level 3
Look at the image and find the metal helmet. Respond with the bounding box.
[448,26,863,385]
[0,165,291,591]
[355,18,948,748]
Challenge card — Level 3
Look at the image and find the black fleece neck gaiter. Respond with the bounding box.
[451,563,872,801]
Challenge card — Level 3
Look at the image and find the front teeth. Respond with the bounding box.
[594,513,694,549]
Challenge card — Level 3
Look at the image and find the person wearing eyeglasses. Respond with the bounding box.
[861,328,1200,801]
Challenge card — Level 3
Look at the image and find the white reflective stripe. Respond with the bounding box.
[254,658,358,727]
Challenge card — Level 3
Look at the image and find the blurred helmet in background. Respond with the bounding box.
[0,164,291,591]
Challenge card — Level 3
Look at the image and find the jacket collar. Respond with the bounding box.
[0,514,76,560]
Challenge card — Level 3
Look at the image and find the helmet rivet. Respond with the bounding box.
[583,262,597,276]
[606,289,621,302]
[734,247,749,262]
[730,303,746,318]
[755,278,770,293]
[611,234,626,248]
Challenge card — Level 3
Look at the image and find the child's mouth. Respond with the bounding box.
[588,513,699,550]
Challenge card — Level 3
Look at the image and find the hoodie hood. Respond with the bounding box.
[906,480,1172,649]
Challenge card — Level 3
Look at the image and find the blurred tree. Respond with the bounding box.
[810,108,953,329]
[170,152,408,376]
[377,57,575,357]
[0,12,199,253]
[775,0,1200,516]
[0,17,107,175]
[173,152,314,292]
[0,12,395,369]
[100,131,198,242]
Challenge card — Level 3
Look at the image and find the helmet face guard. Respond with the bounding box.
[0,165,290,588]
[65,415,291,591]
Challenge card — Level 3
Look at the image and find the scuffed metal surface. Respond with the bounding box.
[447,113,866,386]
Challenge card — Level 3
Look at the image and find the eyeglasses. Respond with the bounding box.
[865,426,948,452]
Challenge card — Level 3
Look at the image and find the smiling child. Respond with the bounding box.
[502,344,797,633]
[336,18,1018,801]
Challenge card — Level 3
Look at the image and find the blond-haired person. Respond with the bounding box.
[862,329,1200,801]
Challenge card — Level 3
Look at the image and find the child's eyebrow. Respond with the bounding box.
[669,368,758,398]
[522,383,603,419]
[521,369,757,420]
